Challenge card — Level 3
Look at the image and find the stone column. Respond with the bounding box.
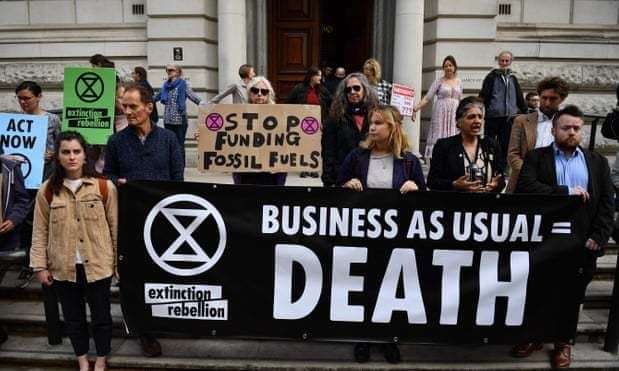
[217,0,247,92]
[392,0,424,154]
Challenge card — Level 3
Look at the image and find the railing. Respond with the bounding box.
[585,114,607,152]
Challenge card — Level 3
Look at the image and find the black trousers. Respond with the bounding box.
[484,116,512,165]
[54,265,112,357]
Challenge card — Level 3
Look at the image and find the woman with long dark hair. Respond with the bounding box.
[287,66,332,177]
[30,131,117,371]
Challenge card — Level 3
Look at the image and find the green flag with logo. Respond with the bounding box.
[62,67,116,144]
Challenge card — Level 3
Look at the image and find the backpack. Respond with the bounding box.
[601,110,619,140]
[44,178,108,205]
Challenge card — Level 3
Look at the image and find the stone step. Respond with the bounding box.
[2,334,619,370]
[0,297,611,342]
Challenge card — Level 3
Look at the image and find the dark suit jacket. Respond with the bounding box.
[426,134,506,191]
[516,145,615,247]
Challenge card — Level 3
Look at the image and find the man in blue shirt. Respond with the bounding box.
[104,83,184,358]
[513,105,615,368]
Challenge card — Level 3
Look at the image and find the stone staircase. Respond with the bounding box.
[1,222,619,370]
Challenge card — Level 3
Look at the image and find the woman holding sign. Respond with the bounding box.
[30,131,117,371]
[232,76,287,185]
[413,55,462,160]
[426,96,505,192]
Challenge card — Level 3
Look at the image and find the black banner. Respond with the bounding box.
[119,181,588,344]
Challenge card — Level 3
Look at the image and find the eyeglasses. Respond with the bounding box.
[16,95,35,102]
[250,87,270,96]
[345,85,362,94]
[166,69,177,73]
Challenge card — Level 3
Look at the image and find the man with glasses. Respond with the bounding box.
[208,64,256,104]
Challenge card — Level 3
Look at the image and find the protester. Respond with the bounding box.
[338,104,426,193]
[15,81,61,176]
[427,96,505,192]
[323,65,344,95]
[525,91,540,113]
[506,77,569,192]
[232,76,287,185]
[363,58,392,105]
[30,131,117,371]
[208,64,255,104]
[15,81,59,280]
[287,66,332,178]
[337,104,425,364]
[479,51,527,164]
[104,83,183,357]
[608,85,619,190]
[322,72,379,187]
[514,105,614,368]
[413,55,462,160]
[154,64,202,157]
[89,54,113,68]
[0,146,30,253]
[132,66,159,125]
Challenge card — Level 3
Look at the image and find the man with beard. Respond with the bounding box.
[506,77,569,192]
[514,105,614,369]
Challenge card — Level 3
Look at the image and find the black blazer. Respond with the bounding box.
[516,145,615,247]
[426,134,506,191]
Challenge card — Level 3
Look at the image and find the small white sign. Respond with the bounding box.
[390,83,416,117]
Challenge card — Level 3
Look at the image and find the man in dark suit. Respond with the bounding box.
[514,105,615,368]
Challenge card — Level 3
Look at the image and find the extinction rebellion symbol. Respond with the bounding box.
[144,194,227,277]
[75,72,105,103]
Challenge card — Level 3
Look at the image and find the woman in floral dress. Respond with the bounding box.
[414,55,462,159]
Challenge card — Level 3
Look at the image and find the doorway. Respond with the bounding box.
[267,0,373,100]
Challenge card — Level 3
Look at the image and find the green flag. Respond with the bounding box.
[62,67,116,145]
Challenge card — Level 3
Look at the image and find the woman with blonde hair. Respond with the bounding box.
[336,104,424,364]
[231,76,286,185]
[362,58,393,105]
[337,104,425,193]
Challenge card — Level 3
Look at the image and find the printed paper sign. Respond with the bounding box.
[390,83,416,117]
[0,113,48,189]
[62,67,116,145]
[197,104,322,172]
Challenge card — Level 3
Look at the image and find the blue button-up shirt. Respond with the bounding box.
[554,143,588,193]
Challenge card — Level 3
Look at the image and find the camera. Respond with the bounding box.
[467,163,487,186]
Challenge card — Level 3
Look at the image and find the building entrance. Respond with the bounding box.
[267,0,373,100]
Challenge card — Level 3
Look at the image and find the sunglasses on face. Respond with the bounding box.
[166,69,176,73]
[250,87,270,96]
[345,85,362,94]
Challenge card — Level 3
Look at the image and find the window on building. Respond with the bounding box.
[498,3,512,16]
[132,3,145,16]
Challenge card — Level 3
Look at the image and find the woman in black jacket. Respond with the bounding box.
[287,66,332,177]
[427,96,505,192]
[321,72,379,186]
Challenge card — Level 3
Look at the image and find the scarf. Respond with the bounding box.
[160,78,187,113]
[347,103,367,116]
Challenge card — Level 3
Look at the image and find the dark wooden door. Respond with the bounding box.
[267,0,320,101]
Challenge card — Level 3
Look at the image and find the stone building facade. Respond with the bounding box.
[0,0,617,153]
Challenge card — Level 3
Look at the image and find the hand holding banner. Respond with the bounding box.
[197,104,322,173]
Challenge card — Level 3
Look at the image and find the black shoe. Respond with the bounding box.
[380,343,401,364]
[354,342,370,363]
[138,333,162,357]
[0,326,7,345]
